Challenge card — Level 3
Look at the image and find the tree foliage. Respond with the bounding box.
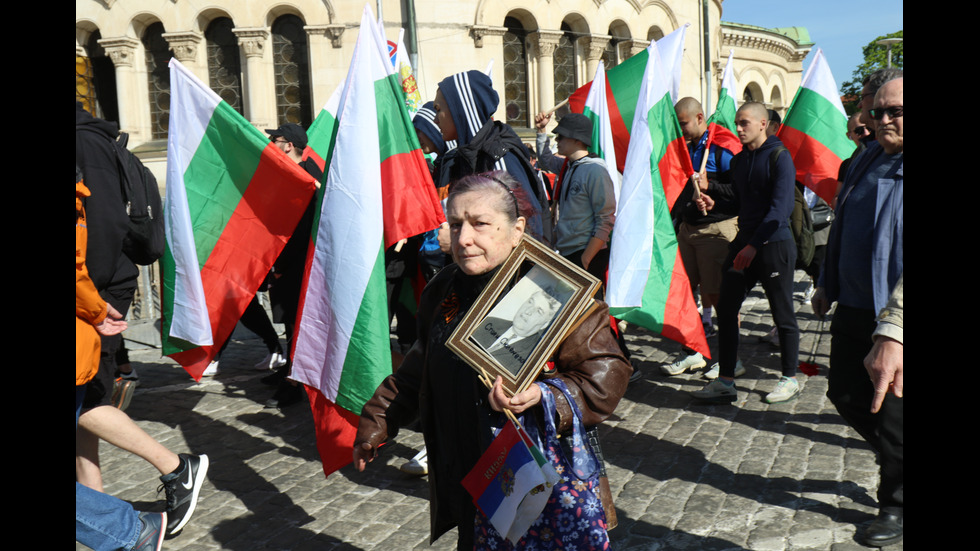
[840,30,903,114]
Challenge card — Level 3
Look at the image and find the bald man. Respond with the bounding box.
[662,97,740,376]
[812,77,903,547]
[692,102,801,405]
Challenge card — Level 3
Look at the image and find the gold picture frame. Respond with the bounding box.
[446,235,602,397]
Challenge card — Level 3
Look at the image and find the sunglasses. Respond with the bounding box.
[851,125,869,136]
[869,106,903,121]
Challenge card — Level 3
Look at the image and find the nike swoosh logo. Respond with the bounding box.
[181,465,194,490]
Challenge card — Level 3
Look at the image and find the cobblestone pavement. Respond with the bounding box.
[78,273,902,550]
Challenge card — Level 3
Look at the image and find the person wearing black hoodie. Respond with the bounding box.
[76,103,209,536]
[432,70,552,245]
[691,102,801,405]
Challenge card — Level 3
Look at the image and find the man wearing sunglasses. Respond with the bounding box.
[812,77,903,547]
[846,114,871,148]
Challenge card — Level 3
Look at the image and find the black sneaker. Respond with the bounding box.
[133,511,166,551]
[159,453,209,534]
[265,382,303,409]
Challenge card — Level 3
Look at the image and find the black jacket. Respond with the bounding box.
[75,102,139,290]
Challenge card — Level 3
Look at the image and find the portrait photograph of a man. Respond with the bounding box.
[470,266,574,375]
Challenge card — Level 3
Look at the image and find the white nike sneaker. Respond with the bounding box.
[254,351,287,371]
[703,360,746,380]
[400,448,428,476]
[201,360,219,377]
[661,352,706,376]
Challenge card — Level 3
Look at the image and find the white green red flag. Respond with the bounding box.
[581,60,621,202]
[701,50,743,167]
[606,41,709,358]
[290,5,444,478]
[778,48,856,204]
[708,50,738,134]
[567,25,688,173]
[160,58,317,380]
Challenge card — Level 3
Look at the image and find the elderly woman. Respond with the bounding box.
[354,171,630,550]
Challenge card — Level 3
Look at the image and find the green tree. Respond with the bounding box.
[840,30,903,114]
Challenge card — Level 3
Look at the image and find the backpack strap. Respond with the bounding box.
[768,144,788,184]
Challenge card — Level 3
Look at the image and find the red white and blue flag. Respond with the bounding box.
[462,421,558,543]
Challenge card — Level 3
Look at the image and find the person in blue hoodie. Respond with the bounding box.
[432,70,552,245]
[691,102,801,405]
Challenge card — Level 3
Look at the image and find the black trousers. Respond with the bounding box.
[717,238,799,378]
[827,305,904,514]
[218,295,281,358]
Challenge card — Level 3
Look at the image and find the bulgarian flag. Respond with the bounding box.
[699,50,742,170]
[567,25,688,174]
[606,41,709,358]
[778,48,856,204]
[581,60,621,202]
[707,50,738,134]
[289,5,444,478]
[160,58,317,380]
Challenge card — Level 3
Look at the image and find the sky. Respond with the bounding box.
[721,1,903,92]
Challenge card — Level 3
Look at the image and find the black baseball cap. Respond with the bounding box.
[265,123,308,150]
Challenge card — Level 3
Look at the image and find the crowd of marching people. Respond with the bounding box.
[77,61,901,550]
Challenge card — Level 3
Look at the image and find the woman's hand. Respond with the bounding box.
[488,376,541,415]
[352,442,376,472]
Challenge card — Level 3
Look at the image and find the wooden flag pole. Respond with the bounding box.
[690,131,713,216]
[544,97,569,116]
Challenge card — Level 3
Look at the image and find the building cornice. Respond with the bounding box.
[721,23,811,63]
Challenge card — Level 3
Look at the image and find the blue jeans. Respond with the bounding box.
[76,385,141,551]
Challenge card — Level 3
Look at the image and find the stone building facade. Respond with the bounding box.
[76,0,811,158]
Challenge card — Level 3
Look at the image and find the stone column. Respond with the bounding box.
[234,27,272,128]
[529,30,563,115]
[624,39,651,59]
[98,37,142,139]
[584,34,611,80]
[162,32,205,82]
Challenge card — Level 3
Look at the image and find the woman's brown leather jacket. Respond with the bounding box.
[355,264,630,544]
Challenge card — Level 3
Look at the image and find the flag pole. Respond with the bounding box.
[544,97,569,116]
[475,366,524,427]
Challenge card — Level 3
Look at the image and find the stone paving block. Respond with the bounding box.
[76,272,901,550]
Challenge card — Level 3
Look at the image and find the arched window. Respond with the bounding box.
[206,17,243,114]
[77,31,119,123]
[502,17,530,128]
[771,86,783,113]
[271,14,313,126]
[743,83,763,103]
[143,22,173,139]
[604,22,631,69]
[553,23,576,109]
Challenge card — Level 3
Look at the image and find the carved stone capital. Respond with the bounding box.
[625,39,651,57]
[529,30,564,58]
[162,31,202,63]
[306,24,347,48]
[468,25,507,48]
[97,37,140,68]
[585,34,612,61]
[233,27,269,58]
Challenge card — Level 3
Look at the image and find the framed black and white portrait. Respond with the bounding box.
[447,235,602,396]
